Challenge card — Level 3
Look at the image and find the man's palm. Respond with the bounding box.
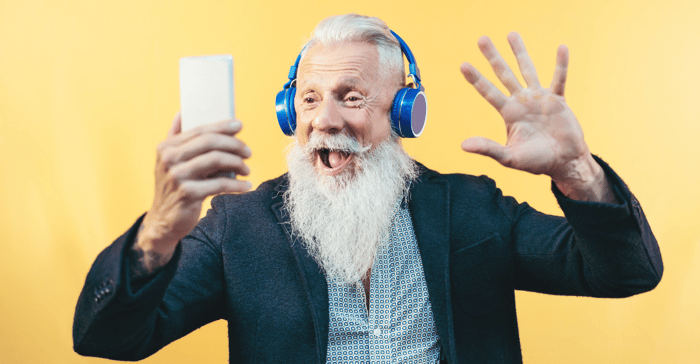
[460,32,590,180]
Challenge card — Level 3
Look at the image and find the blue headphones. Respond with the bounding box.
[275,30,427,138]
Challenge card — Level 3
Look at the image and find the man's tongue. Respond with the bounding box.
[327,151,346,168]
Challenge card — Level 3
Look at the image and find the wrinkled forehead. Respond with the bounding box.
[297,41,381,84]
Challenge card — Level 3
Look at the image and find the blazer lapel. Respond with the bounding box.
[271,178,329,364]
[408,166,456,364]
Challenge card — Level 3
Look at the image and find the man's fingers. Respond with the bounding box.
[477,36,523,94]
[461,136,510,166]
[507,32,540,88]
[160,133,252,168]
[177,178,252,201]
[169,150,250,180]
[460,62,507,111]
[168,112,182,138]
[161,118,244,150]
[550,45,569,96]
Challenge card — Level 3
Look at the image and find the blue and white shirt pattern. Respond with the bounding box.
[326,204,440,363]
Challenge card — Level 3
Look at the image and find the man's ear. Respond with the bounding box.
[404,82,424,91]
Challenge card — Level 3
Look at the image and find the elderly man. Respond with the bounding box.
[74,14,662,363]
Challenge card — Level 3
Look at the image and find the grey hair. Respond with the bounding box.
[300,14,405,86]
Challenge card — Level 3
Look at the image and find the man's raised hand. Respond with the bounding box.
[460,32,615,203]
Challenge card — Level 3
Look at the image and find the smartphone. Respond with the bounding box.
[179,55,237,179]
[179,54,235,132]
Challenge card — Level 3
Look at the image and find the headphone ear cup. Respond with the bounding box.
[275,87,297,136]
[391,87,428,138]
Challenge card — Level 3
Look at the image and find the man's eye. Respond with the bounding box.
[304,97,316,103]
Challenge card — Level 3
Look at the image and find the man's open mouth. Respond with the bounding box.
[316,148,353,175]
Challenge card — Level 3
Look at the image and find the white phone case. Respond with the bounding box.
[179,55,237,179]
[179,55,234,132]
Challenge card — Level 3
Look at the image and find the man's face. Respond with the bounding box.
[294,41,397,177]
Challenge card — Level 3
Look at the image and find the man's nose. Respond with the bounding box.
[312,98,344,134]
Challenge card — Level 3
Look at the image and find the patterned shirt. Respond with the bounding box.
[326,204,440,363]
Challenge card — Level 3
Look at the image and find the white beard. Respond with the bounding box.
[284,133,417,284]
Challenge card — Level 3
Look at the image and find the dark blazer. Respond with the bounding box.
[73,159,663,363]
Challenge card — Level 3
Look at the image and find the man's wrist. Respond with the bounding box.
[551,154,618,203]
[130,220,178,280]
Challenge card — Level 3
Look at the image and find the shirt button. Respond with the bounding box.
[374,328,382,336]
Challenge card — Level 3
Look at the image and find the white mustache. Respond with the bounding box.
[304,133,371,155]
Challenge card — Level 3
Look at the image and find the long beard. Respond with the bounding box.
[284,134,417,284]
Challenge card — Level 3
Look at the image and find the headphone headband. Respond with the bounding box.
[389,30,422,90]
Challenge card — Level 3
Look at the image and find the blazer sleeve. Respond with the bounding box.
[73,197,229,360]
[499,156,663,297]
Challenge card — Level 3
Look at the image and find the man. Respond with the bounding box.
[73,14,662,363]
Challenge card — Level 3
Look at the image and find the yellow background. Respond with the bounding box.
[1,0,698,362]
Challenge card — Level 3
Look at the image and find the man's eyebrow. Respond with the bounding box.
[334,77,363,96]
[337,76,360,86]
[296,77,364,95]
